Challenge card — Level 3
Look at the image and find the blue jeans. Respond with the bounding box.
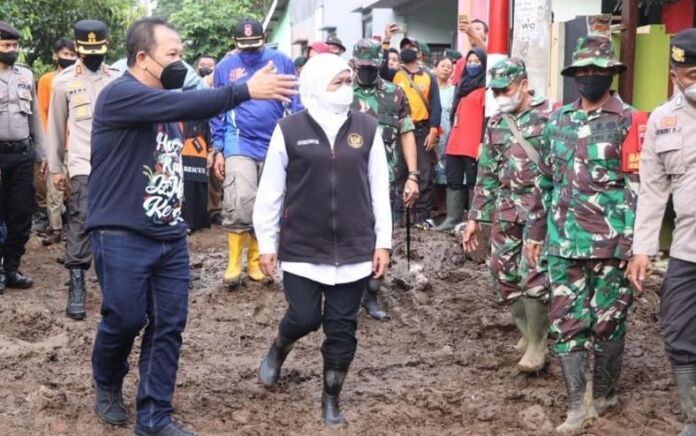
[91,229,190,431]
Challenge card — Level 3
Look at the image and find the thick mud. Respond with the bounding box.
[0,226,679,435]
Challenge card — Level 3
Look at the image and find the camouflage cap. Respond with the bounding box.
[561,35,627,77]
[489,57,527,89]
[352,38,383,67]
[443,49,463,62]
[418,41,431,57]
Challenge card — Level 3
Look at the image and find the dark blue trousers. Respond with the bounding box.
[91,229,190,431]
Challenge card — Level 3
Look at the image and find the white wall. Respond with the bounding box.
[400,0,458,45]
[551,0,602,22]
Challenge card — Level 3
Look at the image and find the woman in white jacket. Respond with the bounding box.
[252,53,392,427]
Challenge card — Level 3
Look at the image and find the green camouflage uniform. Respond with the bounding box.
[418,41,434,76]
[351,39,415,220]
[527,37,638,355]
[469,59,554,304]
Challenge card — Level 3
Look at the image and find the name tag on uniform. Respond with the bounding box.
[297,139,320,146]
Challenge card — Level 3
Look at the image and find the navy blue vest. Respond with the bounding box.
[277,110,378,265]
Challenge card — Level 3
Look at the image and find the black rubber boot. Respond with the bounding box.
[66,269,87,320]
[362,278,387,320]
[133,421,198,436]
[557,351,596,433]
[593,341,624,414]
[5,268,33,289]
[673,364,696,436]
[259,335,295,387]
[94,381,127,426]
[322,363,349,428]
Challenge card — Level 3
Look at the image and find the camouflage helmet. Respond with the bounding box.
[561,35,627,77]
[489,57,528,89]
[443,48,463,62]
[352,38,383,67]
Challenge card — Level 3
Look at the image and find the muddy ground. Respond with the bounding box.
[0,225,682,435]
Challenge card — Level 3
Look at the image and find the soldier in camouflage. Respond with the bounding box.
[350,38,419,321]
[462,58,555,374]
[525,36,637,433]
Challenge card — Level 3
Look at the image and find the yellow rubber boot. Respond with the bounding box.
[224,232,246,286]
[247,235,272,284]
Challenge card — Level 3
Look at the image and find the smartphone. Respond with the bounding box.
[459,14,469,23]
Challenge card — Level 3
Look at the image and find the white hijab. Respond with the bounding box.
[299,53,353,135]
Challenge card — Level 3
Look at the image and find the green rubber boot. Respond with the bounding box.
[510,298,527,352]
[434,188,465,231]
[517,297,549,373]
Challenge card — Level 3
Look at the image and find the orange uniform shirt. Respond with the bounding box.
[37,70,57,132]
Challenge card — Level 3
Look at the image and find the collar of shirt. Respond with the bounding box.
[569,91,625,116]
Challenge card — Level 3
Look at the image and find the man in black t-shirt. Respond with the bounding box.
[87,17,296,436]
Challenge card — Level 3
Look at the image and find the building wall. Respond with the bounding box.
[399,0,459,46]
[288,0,365,58]
[269,6,293,57]
[551,0,602,22]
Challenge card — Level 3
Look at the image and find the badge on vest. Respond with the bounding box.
[347,133,364,149]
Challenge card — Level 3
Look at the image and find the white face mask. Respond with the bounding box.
[495,89,523,113]
[322,84,354,114]
[677,77,696,102]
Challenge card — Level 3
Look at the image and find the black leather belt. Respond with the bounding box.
[0,138,31,154]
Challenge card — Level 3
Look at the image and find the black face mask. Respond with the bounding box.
[197,67,212,77]
[82,55,105,72]
[400,48,417,64]
[574,75,613,102]
[58,58,76,69]
[0,51,18,66]
[159,60,188,89]
[357,66,379,85]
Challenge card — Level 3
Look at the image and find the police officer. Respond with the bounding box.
[462,58,554,374]
[0,22,46,293]
[47,19,119,320]
[350,38,419,320]
[627,28,696,436]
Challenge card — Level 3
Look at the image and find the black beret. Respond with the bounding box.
[0,22,21,41]
[671,28,696,67]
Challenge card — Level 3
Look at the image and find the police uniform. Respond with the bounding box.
[632,28,696,435]
[0,22,46,292]
[46,19,118,319]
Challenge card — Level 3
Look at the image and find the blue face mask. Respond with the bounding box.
[239,47,264,64]
[466,63,483,76]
